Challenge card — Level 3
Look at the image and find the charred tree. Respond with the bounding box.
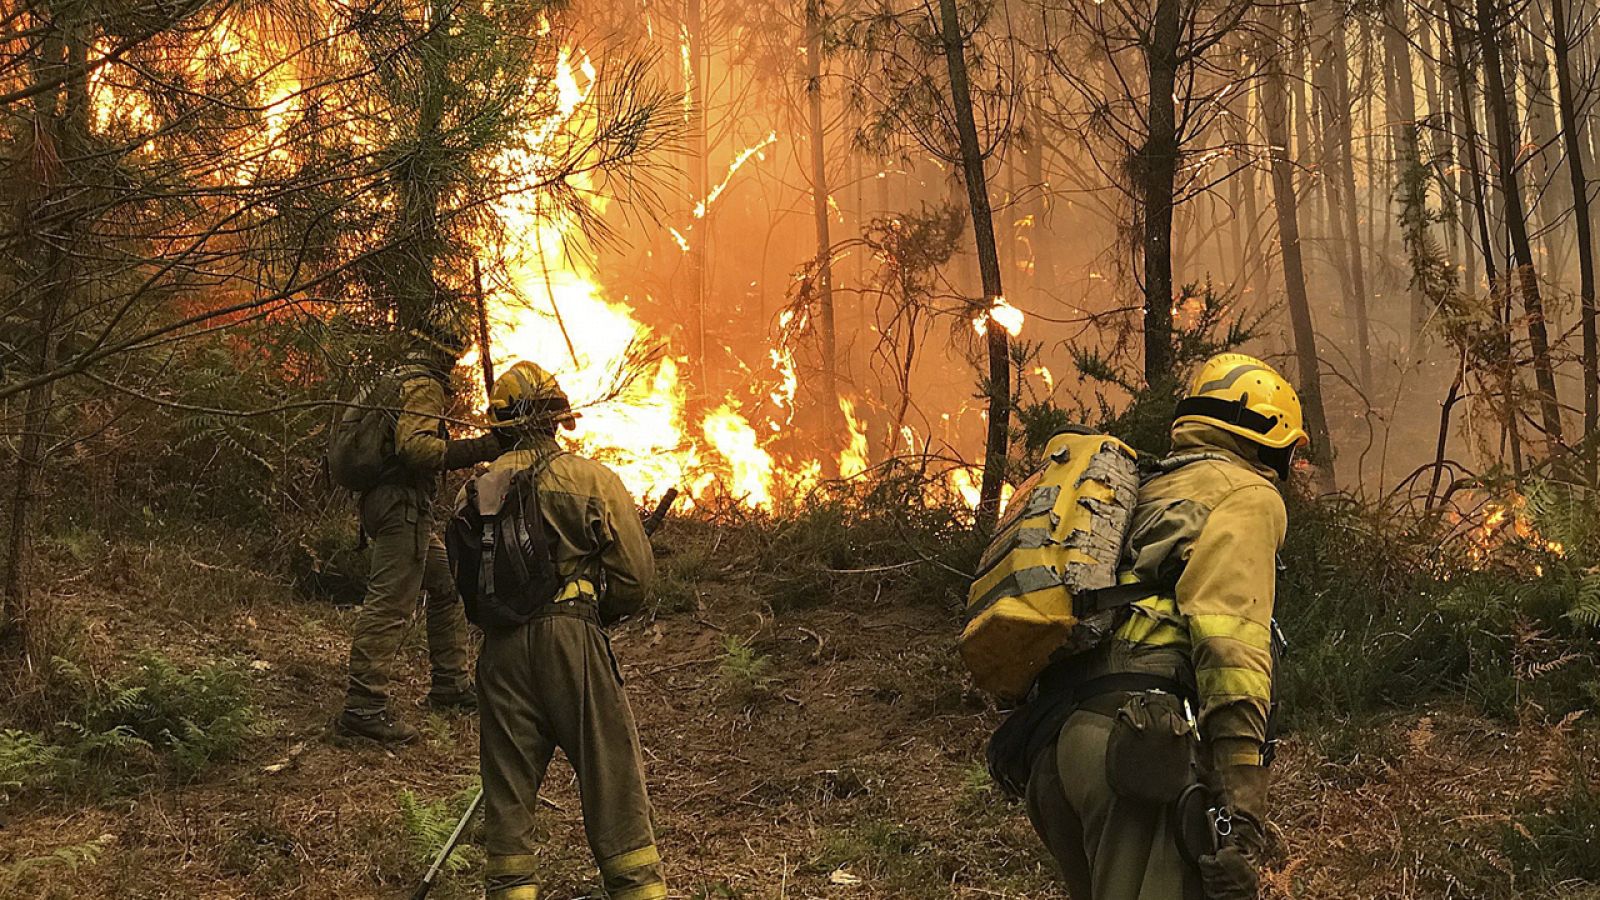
[1312,0,1373,386]
[686,0,710,398]
[806,0,840,456]
[1384,0,1428,337]
[1262,37,1337,489]
[2,4,89,660]
[1552,0,1598,482]
[1139,0,1182,385]
[1446,1,1501,295]
[936,0,1010,530]
[1477,0,1566,457]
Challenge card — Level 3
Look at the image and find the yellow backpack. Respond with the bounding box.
[959,428,1144,702]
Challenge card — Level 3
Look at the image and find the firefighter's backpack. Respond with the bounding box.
[959,427,1144,702]
[445,456,565,631]
[327,374,404,491]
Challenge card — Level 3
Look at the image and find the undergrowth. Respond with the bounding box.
[747,462,984,613]
[1276,482,1599,728]
[397,780,484,874]
[0,652,256,800]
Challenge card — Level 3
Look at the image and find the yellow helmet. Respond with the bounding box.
[1173,353,1309,450]
[489,361,578,429]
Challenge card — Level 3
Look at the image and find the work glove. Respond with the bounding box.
[1207,753,1270,850]
[441,432,503,469]
[1199,844,1258,900]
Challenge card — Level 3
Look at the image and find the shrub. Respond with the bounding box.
[751,463,984,613]
[717,635,772,706]
[1275,483,1600,727]
[0,652,258,800]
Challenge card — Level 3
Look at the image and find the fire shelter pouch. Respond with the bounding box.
[1104,691,1193,805]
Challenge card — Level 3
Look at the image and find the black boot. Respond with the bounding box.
[335,707,419,745]
[422,682,478,712]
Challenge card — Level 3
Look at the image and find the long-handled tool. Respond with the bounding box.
[410,487,681,899]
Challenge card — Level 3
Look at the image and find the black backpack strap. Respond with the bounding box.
[1075,582,1160,616]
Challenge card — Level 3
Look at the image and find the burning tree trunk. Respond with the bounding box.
[806,0,840,460]
[1139,0,1181,385]
[1552,0,1598,483]
[935,0,1010,530]
[1261,34,1337,490]
[1477,0,1566,458]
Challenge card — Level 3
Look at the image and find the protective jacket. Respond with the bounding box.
[472,433,666,900]
[343,364,498,716]
[381,368,501,488]
[470,435,655,624]
[1109,421,1285,772]
[1020,421,1285,899]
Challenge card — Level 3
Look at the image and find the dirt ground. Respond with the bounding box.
[2,522,1595,899]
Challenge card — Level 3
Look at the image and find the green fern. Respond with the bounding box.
[398,783,481,871]
[1568,575,1600,629]
[0,834,115,892]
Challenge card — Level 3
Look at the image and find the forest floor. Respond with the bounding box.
[2,519,1597,899]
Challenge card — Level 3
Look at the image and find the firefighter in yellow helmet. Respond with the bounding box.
[1020,353,1307,900]
[464,361,668,900]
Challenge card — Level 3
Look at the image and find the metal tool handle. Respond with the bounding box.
[412,788,485,900]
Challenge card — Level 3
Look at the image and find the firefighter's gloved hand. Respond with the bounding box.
[442,433,503,469]
[1199,845,1258,899]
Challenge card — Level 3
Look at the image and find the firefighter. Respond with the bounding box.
[469,361,667,900]
[1022,353,1306,900]
[335,332,503,745]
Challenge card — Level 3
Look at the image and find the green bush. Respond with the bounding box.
[751,462,984,613]
[1276,483,1599,727]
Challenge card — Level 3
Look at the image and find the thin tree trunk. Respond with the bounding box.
[1385,0,1427,337]
[1140,0,1181,385]
[3,11,85,661]
[1478,0,1566,457]
[687,0,710,399]
[1553,0,1598,483]
[392,0,451,333]
[1025,93,1052,305]
[1447,1,1501,294]
[1262,38,1337,489]
[1313,0,1373,385]
[806,0,839,462]
[936,0,1009,530]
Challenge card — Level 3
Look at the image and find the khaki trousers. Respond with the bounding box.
[1026,710,1204,900]
[478,610,666,900]
[345,483,470,713]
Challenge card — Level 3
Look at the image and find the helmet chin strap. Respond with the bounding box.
[1258,444,1294,481]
